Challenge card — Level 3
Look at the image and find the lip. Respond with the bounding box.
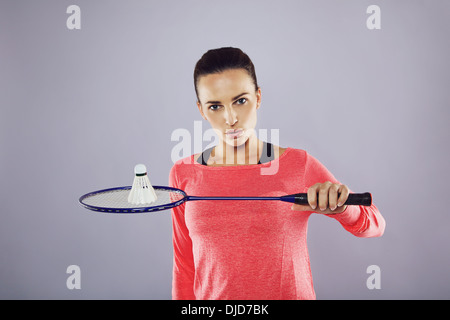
[225,129,244,139]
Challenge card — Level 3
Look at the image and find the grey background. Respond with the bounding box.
[1,0,449,299]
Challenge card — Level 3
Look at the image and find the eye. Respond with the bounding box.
[208,105,221,111]
[236,98,247,105]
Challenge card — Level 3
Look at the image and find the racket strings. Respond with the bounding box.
[82,188,185,210]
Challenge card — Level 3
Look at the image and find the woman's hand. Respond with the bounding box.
[291,181,349,214]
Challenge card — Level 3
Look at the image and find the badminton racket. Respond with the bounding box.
[79,186,372,214]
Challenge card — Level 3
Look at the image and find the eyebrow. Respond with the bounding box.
[205,92,249,105]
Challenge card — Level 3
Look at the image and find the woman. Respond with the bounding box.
[169,47,385,300]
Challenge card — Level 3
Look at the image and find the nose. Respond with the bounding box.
[224,106,238,126]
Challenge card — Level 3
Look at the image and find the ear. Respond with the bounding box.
[197,100,207,120]
[256,87,262,110]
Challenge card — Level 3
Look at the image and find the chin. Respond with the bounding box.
[224,135,249,147]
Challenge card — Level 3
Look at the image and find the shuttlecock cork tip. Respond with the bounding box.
[134,164,147,176]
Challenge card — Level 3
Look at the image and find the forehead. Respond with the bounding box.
[197,69,254,101]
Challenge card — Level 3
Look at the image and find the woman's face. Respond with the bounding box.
[196,68,261,147]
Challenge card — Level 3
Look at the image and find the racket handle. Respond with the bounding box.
[281,192,372,206]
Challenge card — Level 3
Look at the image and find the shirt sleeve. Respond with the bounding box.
[303,152,386,238]
[169,164,196,299]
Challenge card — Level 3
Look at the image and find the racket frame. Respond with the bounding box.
[79,186,188,213]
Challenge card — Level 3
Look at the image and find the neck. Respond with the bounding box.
[211,135,262,166]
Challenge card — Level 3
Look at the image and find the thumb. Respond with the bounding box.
[291,203,313,211]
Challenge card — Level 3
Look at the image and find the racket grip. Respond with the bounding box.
[282,192,372,206]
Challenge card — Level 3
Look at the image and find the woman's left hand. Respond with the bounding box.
[291,181,349,214]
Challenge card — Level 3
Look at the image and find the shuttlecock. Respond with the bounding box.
[128,164,158,205]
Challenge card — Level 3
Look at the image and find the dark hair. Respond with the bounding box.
[193,47,259,102]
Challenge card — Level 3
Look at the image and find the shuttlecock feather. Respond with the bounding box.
[128,164,158,205]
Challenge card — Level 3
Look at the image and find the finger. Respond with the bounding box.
[337,185,350,207]
[318,181,331,211]
[307,184,320,210]
[328,183,340,211]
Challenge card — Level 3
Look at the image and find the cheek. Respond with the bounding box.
[241,107,258,126]
[207,114,222,127]
[204,115,225,136]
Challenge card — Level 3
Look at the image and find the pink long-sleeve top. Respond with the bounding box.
[169,148,385,300]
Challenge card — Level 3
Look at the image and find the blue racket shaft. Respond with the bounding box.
[188,193,371,205]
